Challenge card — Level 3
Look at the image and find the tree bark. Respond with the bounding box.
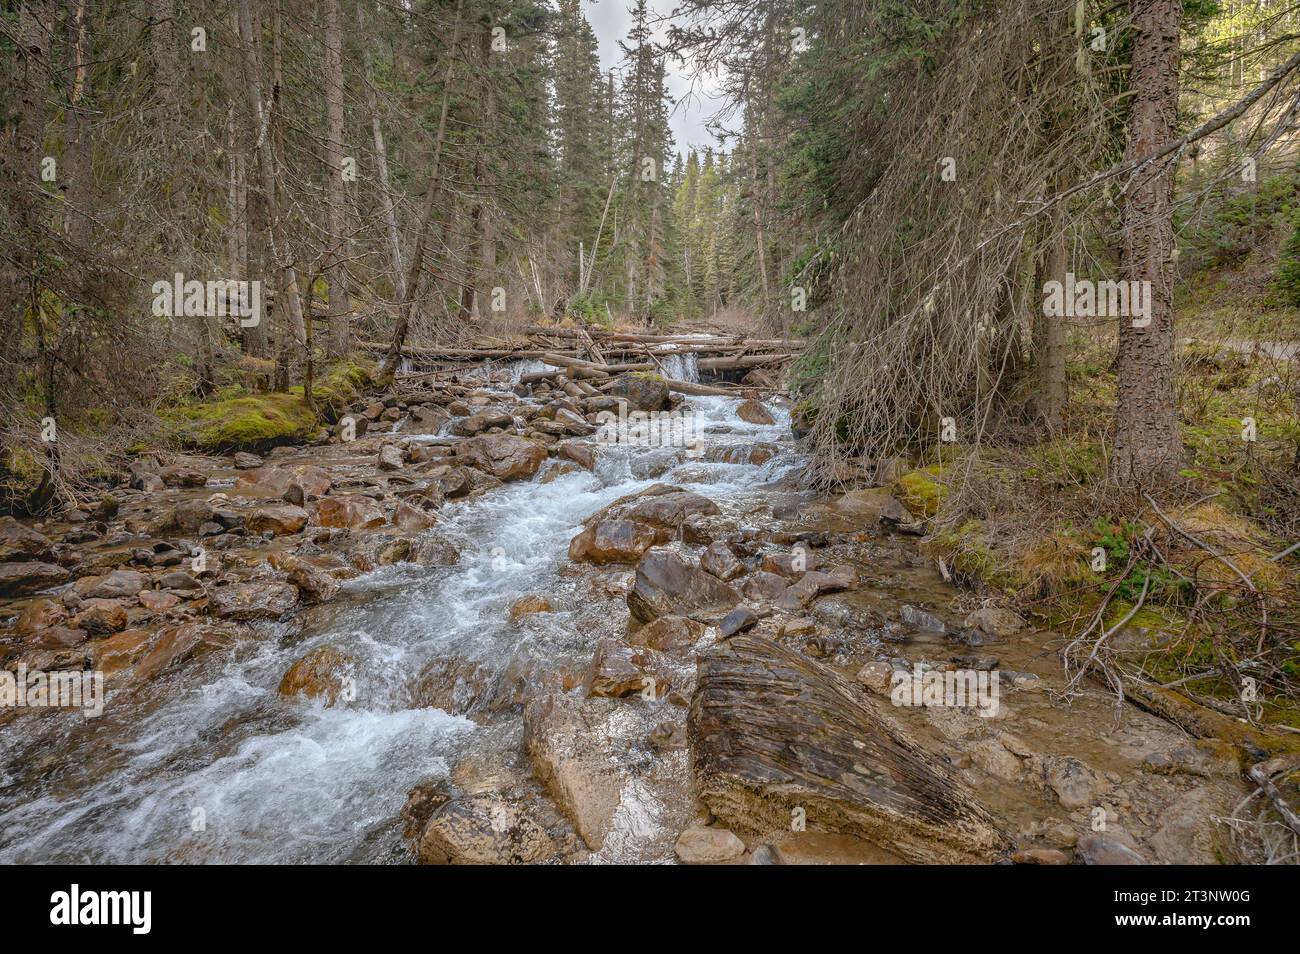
[322,0,351,357]
[62,0,93,250]
[1110,0,1183,483]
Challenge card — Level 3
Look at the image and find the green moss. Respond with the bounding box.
[165,391,318,451]
[894,464,946,517]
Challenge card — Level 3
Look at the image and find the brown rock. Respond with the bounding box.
[508,595,553,622]
[71,598,129,634]
[0,561,69,596]
[15,598,68,635]
[559,440,595,470]
[689,634,1011,864]
[627,550,741,624]
[393,500,438,531]
[736,399,776,426]
[415,794,558,865]
[699,542,744,581]
[314,495,386,530]
[455,434,548,482]
[377,444,405,471]
[585,638,670,699]
[235,464,332,499]
[279,646,355,706]
[209,581,299,621]
[245,504,309,537]
[0,520,54,562]
[138,590,181,613]
[628,615,705,652]
[267,552,340,604]
[674,826,746,864]
[741,571,788,602]
[568,519,657,565]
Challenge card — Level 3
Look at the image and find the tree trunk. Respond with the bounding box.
[1034,201,1068,430]
[322,0,351,357]
[356,4,406,304]
[1110,0,1183,484]
[62,0,93,250]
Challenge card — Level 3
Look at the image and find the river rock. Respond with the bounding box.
[509,595,553,622]
[16,598,67,635]
[0,561,69,596]
[741,570,788,602]
[559,440,595,470]
[718,606,758,638]
[455,434,548,482]
[1075,832,1147,865]
[775,567,859,611]
[699,542,744,581]
[138,590,181,613]
[267,552,340,604]
[210,581,299,621]
[87,569,146,600]
[314,495,386,530]
[619,491,720,541]
[126,622,244,683]
[246,504,309,537]
[71,598,129,634]
[377,444,405,471]
[452,409,514,437]
[900,604,947,633]
[279,646,354,705]
[674,826,746,864]
[233,451,263,469]
[236,464,332,500]
[611,373,670,412]
[524,691,625,851]
[585,638,669,698]
[393,500,438,531]
[1043,756,1098,810]
[0,521,54,562]
[688,634,1010,863]
[627,550,741,624]
[568,519,657,565]
[736,399,776,426]
[415,794,558,865]
[628,614,706,651]
[964,606,1025,638]
[159,463,208,487]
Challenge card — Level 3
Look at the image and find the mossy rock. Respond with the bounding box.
[894,465,946,518]
[165,392,319,452]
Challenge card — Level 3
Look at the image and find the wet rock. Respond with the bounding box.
[524,691,625,851]
[568,519,657,565]
[718,606,758,638]
[393,500,438,532]
[314,495,386,530]
[233,451,263,469]
[416,794,558,865]
[741,571,788,602]
[964,607,1025,638]
[674,826,746,864]
[0,521,54,562]
[688,634,1010,863]
[0,561,69,596]
[900,604,947,633]
[15,598,68,635]
[627,550,741,624]
[509,595,553,622]
[558,440,595,470]
[699,542,744,581]
[159,464,208,488]
[413,657,495,715]
[71,599,130,634]
[610,373,669,412]
[1075,832,1147,865]
[403,405,449,434]
[452,409,514,437]
[736,399,776,426]
[278,646,354,705]
[138,590,181,613]
[377,444,405,472]
[126,622,243,683]
[87,569,146,600]
[236,464,332,500]
[760,551,817,580]
[585,638,670,698]
[774,567,858,611]
[268,552,340,604]
[628,614,705,652]
[158,570,203,591]
[209,581,299,621]
[130,469,166,492]
[702,444,777,466]
[455,434,547,482]
[1148,785,1234,865]
[952,655,998,671]
[245,504,309,537]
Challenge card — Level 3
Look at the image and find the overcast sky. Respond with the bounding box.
[583,0,730,156]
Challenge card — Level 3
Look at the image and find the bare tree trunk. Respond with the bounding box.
[322,0,351,357]
[1034,200,1068,429]
[356,3,406,305]
[1110,0,1183,483]
[62,0,92,250]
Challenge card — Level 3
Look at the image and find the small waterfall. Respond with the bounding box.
[657,352,699,383]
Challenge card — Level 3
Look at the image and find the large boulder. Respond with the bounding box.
[523,691,625,851]
[86,569,147,600]
[688,634,1010,863]
[568,519,657,565]
[627,550,740,624]
[584,638,670,699]
[415,794,558,865]
[455,434,548,482]
[314,495,386,530]
[610,373,670,412]
[279,645,354,705]
[451,409,514,437]
[267,552,340,604]
[235,464,332,499]
[618,491,720,542]
[736,399,776,426]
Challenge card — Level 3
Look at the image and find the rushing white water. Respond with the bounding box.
[0,393,795,864]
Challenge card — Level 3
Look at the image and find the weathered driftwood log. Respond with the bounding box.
[689,634,1011,863]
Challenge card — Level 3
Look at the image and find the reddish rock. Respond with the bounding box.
[0,521,54,562]
[455,434,548,482]
[585,638,671,699]
[314,495,386,530]
[279,646,355,706]
[627,550,741,624]
[393,500,438,531]
[246,504,309,537]
[628,615,705,652]
[0,561,69,597]
[509,595,554,622]
[236,464,332,499]
[736,399,776,426]
[71,598,130,634]
[568,519,658,565]
[699,542,744,581]
[138,590,182,613]
[741,571,788,602]
[209,581,299,621]
[559,440,595,470]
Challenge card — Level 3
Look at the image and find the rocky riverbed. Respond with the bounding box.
[0,367,1247,864]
